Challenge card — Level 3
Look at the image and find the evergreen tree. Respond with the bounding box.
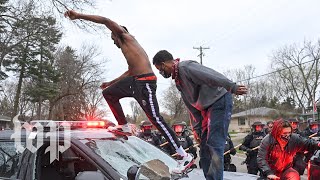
[0,0,10,80]
[24,16,62,119]
[3,2,62,119]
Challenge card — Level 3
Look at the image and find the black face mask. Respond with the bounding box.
[280,135,291,142]
[159,69,171,78]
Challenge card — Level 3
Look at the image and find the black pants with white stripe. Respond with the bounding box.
[102,73,181,150]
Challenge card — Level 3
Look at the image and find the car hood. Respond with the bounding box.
[181,169,259,180]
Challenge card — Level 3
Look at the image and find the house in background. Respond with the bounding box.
[298,100,320,121]
[0,115,11,130]
[229,107,280,133]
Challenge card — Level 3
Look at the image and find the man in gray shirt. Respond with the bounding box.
[153,50,247,180]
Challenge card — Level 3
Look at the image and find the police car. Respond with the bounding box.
[0,120,259,180]
[308,149,320,180]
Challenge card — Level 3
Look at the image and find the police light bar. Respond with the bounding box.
[69,121,106,129]
[87,121,105,127]
[29,120,107,131]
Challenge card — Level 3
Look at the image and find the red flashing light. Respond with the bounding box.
[29,120,108,130]
[99,121,105,126]
[87,121,105,128]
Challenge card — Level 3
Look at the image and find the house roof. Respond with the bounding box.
[232,107,279,118]
[0,115,11,122]
[300,111,318,116]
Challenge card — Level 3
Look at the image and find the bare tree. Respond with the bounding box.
[0,80,15,116]
[30,0,106,31]
[20,0,97,15]
[48,44,104,120]
[130,100,144,123]
[161,81,188,121]
[270,40,320,112]
[0,80,40,121]
[82,86,108,120]
[0,1,43,80]
[0,0,102,78]
[224,65,257,112]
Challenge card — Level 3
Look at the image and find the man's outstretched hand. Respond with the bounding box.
[235,85,247,95]
[64,10,79,20]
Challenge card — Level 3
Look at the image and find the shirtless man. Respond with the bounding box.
[64,10,194,173]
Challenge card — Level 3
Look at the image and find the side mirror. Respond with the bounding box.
[75,171,105,180]
[127,165,140,180]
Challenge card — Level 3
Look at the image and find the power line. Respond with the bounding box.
[237,58,318,83]
[193,46,210,65]
[157,58,318,86]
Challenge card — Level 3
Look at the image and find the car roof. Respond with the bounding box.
[0,128,118,141]
[0,130,27,140]
[64,128,119,139]
[181,169,259,180]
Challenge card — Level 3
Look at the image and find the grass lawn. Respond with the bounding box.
[229,131,238,134]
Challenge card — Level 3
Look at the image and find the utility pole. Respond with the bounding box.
[193,46,210,65]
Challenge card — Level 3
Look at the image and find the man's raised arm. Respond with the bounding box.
[64,10,125,36]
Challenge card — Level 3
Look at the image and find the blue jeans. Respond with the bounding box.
[200,92,232,180]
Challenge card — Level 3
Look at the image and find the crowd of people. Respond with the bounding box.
[64,10,320,180]
[136,118,320,180]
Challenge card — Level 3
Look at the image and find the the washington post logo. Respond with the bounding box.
[10,116,71,163]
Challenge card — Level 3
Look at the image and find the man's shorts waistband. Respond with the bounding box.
[134,73,157,81]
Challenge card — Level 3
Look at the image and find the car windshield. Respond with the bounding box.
[79,136,177,178]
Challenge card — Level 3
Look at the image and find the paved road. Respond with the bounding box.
[193,153,307,179]
[231,154,308,180]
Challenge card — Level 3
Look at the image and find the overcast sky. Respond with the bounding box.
[60,0,320,123]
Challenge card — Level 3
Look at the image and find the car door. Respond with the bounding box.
[15,149,36,180]
[70,139,117,180]
[22,139,115,180]
[0,138,26,179]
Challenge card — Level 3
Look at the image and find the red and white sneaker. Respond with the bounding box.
[171,153,194,174]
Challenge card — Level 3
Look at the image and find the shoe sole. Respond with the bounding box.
[172,159,195,174]
[109,130,132,136]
